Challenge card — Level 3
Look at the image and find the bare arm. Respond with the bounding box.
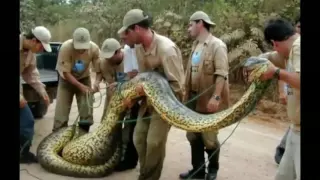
[279,71,300,90]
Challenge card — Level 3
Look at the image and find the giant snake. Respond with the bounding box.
[37,57,273,178]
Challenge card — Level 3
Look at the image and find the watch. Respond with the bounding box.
[212,94,220,101]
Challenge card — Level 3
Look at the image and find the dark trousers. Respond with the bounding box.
[20,104,35,142]
[118,103,139,167]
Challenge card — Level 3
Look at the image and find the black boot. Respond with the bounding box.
[205,146,220,180]
[78,124,90,133]
[114,121,138,172]
[20,136,37,164]
[179,138,206,179]
[274,146,285,164]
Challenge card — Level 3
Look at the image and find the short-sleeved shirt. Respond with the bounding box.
[185,34,230,112]
[286,36,300,132]
[123,45,139,73]
[56,39,100,80]
[134,31,185,99]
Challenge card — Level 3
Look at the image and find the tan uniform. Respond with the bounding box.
[184,34,230,149]
[133,31,185,180]
[20,27,52,163]
[275,36,300,180]
[53,39,100,131]
[20,34,47,101]
[259,51,290,151]
[97,59,124,121]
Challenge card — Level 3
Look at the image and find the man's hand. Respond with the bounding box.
[260,63,278,81]
[279,92,287,105]
[128,69,138,79]
[206,97,220,113]
[42,93,50,107]
[93,84,100,93]
[108,82,118,92]
[20,98,27,108]
[79,84,93,94]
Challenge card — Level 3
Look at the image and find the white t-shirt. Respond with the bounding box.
[123,45,139,73]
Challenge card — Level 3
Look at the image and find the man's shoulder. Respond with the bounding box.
[98,59,107,71]
[208,35,227,49]
[60,39,73,51]
[289,36,300,58]
[89,41,100,50]
[154,32,180,56]
[288,36,300,69]
[155,33,175,47]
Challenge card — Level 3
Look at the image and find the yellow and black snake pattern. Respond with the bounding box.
[37,57,273,178]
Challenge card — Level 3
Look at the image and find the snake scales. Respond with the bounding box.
[37,57,273,178]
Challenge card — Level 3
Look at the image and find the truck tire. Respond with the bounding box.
[28,99,48,119]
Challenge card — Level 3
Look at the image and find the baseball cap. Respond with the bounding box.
[32,26,52,52]
[189,11,216,26]
[100,38,121,59]
[73,27,91,49]
[118,9,149,34]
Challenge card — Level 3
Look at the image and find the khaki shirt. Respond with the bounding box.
[19,34,46,101]
[185,34,230,113]
[56,39,100,80]
[286,36,300,132]
[135,31,185,113]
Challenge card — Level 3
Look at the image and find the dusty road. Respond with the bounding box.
[20,92,288,180]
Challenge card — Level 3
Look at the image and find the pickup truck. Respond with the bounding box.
[22,42,62,118]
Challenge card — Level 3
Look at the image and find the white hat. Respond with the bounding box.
[190,11,216,26]
[32,26,52,52]
[73,28,91,50]
[100,38,121,59]
[118,9,149,34]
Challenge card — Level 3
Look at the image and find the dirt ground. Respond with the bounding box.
[20,82,289,180]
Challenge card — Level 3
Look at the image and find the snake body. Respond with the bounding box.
[37,57,272,178]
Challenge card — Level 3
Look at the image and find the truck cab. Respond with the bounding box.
[22,42,62,118]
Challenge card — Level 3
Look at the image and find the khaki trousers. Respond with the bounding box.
[133,105,171,180]
[186,92,219,149]
[53,77,93,131]
[275,127,300,180]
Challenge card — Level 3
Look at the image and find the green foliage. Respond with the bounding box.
[20,0,300,101]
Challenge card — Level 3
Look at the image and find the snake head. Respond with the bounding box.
[242,57,270,83]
